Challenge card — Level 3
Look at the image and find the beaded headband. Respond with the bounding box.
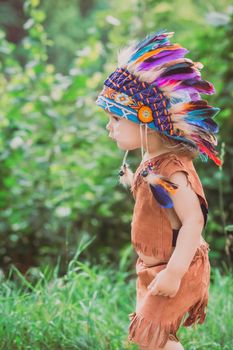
[96,30,222,167]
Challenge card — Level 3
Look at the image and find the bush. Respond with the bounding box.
[0,0,232,273]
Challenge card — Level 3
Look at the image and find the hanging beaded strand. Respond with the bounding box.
[140,123,155,178]
[118,122,146,188]
[118,149,134,187]
[139,123,145,165]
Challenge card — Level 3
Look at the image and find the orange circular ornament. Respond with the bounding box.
[138,106,154,123]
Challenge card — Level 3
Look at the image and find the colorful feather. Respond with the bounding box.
[150,184,174,208]
[196,142,222,166]
[141,171,178,208]
[134,30,173,51]
[137,48,189,71]
[97,30,221,166]
[129,30,173,62]
[169,100,220,117]
[185,118,219,133]
[176,79,215,94]
[157,79,215,95]
[169,100,220,148]
[157,63,200,81]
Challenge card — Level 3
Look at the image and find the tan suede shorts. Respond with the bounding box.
[128,242,211,348]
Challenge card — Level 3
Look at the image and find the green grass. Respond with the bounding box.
[0,239,232,350]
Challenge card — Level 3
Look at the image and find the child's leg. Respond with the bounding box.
[160,340,184,350]
[141,339,184,350]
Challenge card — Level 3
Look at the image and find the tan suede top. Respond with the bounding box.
[130,151,208,262]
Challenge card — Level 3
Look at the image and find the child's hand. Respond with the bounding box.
[147,268,181,298]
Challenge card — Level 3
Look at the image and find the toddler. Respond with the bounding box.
[96,30,221,350]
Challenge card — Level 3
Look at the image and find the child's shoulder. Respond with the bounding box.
[132,151,195,189]
[149,151,194,178]
[158,153,204,193]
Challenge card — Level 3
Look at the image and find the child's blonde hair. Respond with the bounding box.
[151,91,199,160]
[157,132,199,160]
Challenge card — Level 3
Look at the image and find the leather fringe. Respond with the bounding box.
[128,292,209,348]
[132,240,210,263]
[128,311,182,348]
[133,241,159,258]
[131,240,171,260]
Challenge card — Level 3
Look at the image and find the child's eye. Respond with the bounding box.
[113,116,120,121]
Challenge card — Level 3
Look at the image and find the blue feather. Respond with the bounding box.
[187,107,220,118]
[186,118,219,133]
[199,152,208,162]
[129,39,169,64]
[149,184,174,208]
[134,29,166,51]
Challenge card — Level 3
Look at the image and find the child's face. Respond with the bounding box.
[106,112,142,151]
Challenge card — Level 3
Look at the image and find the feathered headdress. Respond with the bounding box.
[96,30,221,208]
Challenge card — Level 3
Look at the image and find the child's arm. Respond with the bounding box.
[148,171,204,298]
[165,171,204,277]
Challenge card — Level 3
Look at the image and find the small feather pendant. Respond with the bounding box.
[150,184,174,208]
[119,163,134,187]
[141,170,178,208]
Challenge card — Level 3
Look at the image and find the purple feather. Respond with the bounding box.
[162,62,193,73]
[161,65,194,76]
[156,79,215,95]
[137,49,189,71]
[158,65,200,81]
[175,79,215,94]
[157,72,199,83]
[144,47,187,61]
[189,92,201,100]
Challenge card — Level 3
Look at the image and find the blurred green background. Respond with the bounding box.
[0,0,232,276]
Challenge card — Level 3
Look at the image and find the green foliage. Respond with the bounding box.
[0,0,133,272]
[0,240,232,349]
[0,239,137,349]
[0,0,232,272]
